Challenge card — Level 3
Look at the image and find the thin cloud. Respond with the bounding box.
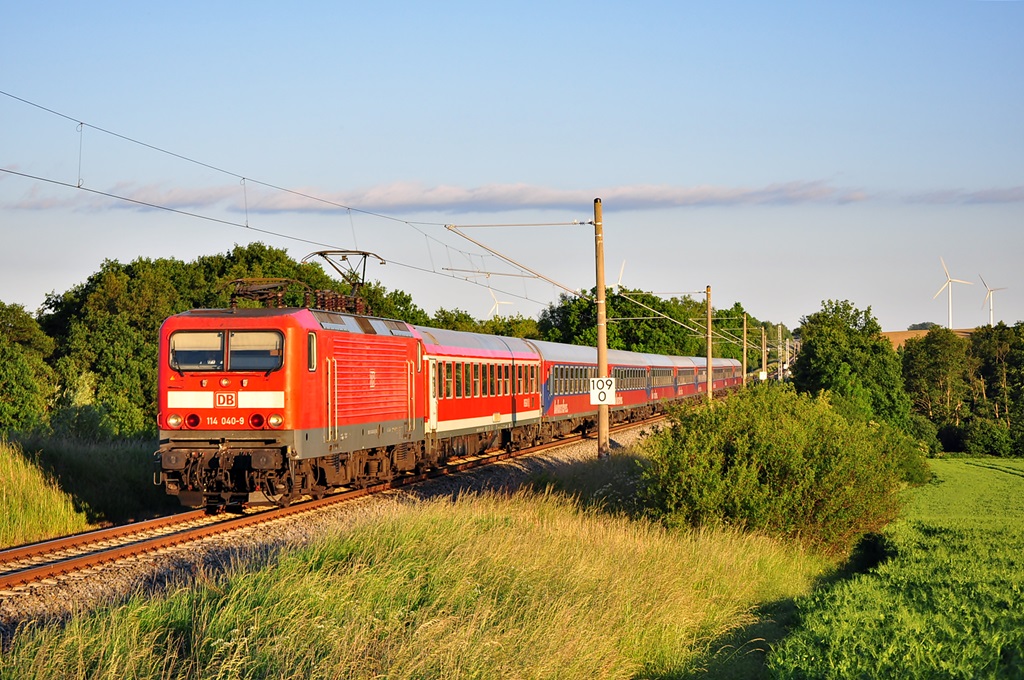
[247,180,873,213]
[4,175,1023,215]
[908,186,1024,205]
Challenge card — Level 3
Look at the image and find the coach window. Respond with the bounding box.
[307,333,317,372]
[454,362,463,398]
[445,362,454,399]
[473,363,481,397]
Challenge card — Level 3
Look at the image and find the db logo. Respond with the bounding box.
[215,392,237,408]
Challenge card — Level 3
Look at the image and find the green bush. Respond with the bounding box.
[962,417,1013,457]
[907,412,941,456]
[638,384,928,555]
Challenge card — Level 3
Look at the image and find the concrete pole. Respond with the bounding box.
[777,324,783,381]
[761,326,767,380]
[706,285,713,402]
[742,313,748,387]
[594,199,609,459]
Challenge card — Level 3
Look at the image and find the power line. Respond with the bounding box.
[1,90,563,310]
[1,166,552,310]
[0,89,490,261]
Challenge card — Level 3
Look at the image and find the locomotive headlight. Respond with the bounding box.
[167,414,183,429]
[268,413,284,428]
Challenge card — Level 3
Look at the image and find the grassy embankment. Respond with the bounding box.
[768,457,1024,678]
[1,449,831,679]
[2,385,935,678]
[0,439,92,547]
[0,437,173,549]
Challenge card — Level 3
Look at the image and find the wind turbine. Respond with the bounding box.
[933,257,972,329]
[980,275,1008,326]
[487,287,512,319]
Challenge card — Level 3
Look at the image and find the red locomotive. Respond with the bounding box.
[154,306,742,510]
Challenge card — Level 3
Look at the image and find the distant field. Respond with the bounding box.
[768,458,1024,678]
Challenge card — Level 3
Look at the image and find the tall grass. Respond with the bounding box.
[10,435,175,525]
[767,458,1024,678]
[1,486,829,679]
[0,439,91,547]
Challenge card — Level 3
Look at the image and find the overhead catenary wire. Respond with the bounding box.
[3,90,784,325]
[0,89,488,263]
[0,165,549,309]
[1,89,557,310]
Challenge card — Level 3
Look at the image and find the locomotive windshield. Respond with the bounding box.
[169,331,284,372]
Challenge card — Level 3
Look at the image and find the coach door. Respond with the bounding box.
[427,359,438,433]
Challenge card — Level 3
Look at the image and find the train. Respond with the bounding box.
[154,305,743,510]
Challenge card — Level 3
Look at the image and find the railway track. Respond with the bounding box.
[0,420,658,593]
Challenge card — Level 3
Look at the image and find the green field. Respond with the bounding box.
[768,458,1024,679]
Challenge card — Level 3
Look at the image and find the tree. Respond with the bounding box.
[792,300,910,429]
[360,282,430,325]
[37,243,428,439]
[968,323,1016,423]
[0,303,55,433]
[538,287,726,357]
[430,308,481,333]
[901,327,971,425]
[479,314,541,339]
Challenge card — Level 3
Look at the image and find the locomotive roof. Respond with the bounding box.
[310,310,415,337]
[170,308,418,338]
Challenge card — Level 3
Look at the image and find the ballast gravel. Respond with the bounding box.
[0,427,647,648]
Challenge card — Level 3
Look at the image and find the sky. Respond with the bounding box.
[2,1,1022,334]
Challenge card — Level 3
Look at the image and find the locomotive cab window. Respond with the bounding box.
[169,330,283,372]
[229,331,284,371]
[169,331,224,371]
